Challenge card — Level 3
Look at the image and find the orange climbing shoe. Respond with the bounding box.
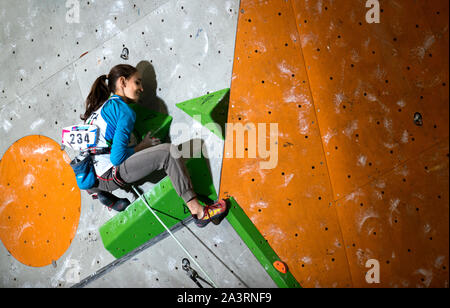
[193,199,228,228]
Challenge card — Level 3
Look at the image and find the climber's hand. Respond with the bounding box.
[134,132,161,152]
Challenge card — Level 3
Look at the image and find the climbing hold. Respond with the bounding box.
[273,260,287,274]
[0,135,81,267]
[176,88,230,140]
[127,103,173,143]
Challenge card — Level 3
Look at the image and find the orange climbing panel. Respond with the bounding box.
[0,135,81,267]
[220,0,448,287]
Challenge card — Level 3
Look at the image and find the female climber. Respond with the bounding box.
[81,64,226,228]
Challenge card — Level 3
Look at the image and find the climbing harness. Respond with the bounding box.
[131,185,217,288]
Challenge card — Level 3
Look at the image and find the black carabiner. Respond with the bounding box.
[181,258,214,288]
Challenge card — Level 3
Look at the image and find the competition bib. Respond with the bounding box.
[62,125,99,151]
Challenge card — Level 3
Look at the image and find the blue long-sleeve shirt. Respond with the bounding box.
[86,95,136,176]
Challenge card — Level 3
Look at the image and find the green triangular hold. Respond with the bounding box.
[128,103,173,143]
[176,88,230,140]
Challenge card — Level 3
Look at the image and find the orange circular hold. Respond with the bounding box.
[273,260,287,274]
[0,135,81,267]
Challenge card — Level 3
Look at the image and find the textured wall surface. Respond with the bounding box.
[220,0,448,287]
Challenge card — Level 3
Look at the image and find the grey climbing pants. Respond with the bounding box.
[89,143,197,203]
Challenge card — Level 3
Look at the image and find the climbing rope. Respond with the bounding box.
[131,185,218,288]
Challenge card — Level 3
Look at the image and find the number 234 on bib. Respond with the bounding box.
[62,125,99,151]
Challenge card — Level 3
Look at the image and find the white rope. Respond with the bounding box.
[131,186,218,288]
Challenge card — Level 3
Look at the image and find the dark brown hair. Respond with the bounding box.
[81,64,138,121]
